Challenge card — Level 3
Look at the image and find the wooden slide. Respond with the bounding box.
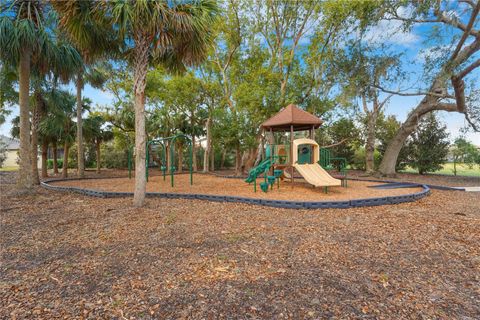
[293,163,341,187]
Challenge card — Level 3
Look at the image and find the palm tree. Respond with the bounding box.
[0,62,16,125]
[33,79,80,179]
[83,114,113,173]
[39,89,77,178]
[52,1,119,179]
[0,0,45,190]
[0,1,81,189]
[97,0,219,206]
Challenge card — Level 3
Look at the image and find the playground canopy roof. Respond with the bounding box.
[261,104,323,132]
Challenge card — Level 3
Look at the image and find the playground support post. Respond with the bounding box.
[146,144,149,182]
[189,139,193,186]
[170,141,175,188]
[161,143,166,181]
[128,147,132,179]
[145,134,194,188]
[290,125,294,188]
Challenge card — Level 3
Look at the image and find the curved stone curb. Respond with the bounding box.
[41,178,430,210]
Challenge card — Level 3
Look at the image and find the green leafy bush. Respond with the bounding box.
[101,144,128,168]
[0,140,7,168]
[352,147,382,170]
[407,114,450,175]
[47,159,63,169]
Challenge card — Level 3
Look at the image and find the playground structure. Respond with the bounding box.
[42,105,432,209]
[128,134,193,187]
[246,104,347,193]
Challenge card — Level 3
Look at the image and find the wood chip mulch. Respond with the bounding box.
[347,170,480,187]
[1,171,479,319]
[50,174,423,201]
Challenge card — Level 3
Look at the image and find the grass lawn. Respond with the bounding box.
[0,166,18,172]
[400,162,480,177]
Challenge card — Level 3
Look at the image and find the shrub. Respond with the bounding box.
[67,144,77,169]
[101,144,128,169]
[407,114,450,175]
[352,147,381,171]
[67,144,98,169]
[0,140,7,168]
[47,159,63,169]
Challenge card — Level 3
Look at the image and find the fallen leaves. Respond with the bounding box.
[1,170,479,319]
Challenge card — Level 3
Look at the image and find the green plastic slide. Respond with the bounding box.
[245,159,272,183]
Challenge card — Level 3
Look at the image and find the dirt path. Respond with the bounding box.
[1,171,479,319]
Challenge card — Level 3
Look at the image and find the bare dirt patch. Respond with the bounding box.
[1,171,479,319]
[51,173,424,201]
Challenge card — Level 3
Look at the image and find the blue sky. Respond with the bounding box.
[357,6,480,144]
[1,6,479,145]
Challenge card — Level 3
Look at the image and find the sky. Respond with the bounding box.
[356,5,480,144]
[1,5,479,145]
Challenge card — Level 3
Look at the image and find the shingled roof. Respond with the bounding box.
[261,104,323,132]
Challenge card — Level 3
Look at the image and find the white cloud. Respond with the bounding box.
[415,44,451,63]
[99,90,114,100]
[364,20,419,47]
[363,6,420,47]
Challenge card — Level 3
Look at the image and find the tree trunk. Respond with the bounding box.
[253,132,266,166]
[17,48,33,190]
[62,142,69,178]
[203,117,211,172]
[96,141,101,174]
[76,73,85,178]
[132,34,149,207]
[244,148,258,173]
[378,87,459,176]
[53,141,59,174]
[235,145,241,176]
[31,99,40,185]
[220,149,226,170]
[211,145,215,171]
[378,33,480,175]
[41,141,48,178]
[365,111,377,174]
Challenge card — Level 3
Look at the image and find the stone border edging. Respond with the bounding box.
[41,177,431,210]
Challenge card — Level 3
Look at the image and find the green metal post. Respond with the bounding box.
[162,143,166,181]
[170,142,175,187]
[146,142,149,182]
[254,177,257,192]
[189,140,193,186]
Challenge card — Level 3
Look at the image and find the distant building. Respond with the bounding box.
[0,135,41,168]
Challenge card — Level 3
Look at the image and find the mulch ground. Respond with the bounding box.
[51,174,423,201]
[346,170,480,187]
[1,171,479,319]
[209,168,480,187]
